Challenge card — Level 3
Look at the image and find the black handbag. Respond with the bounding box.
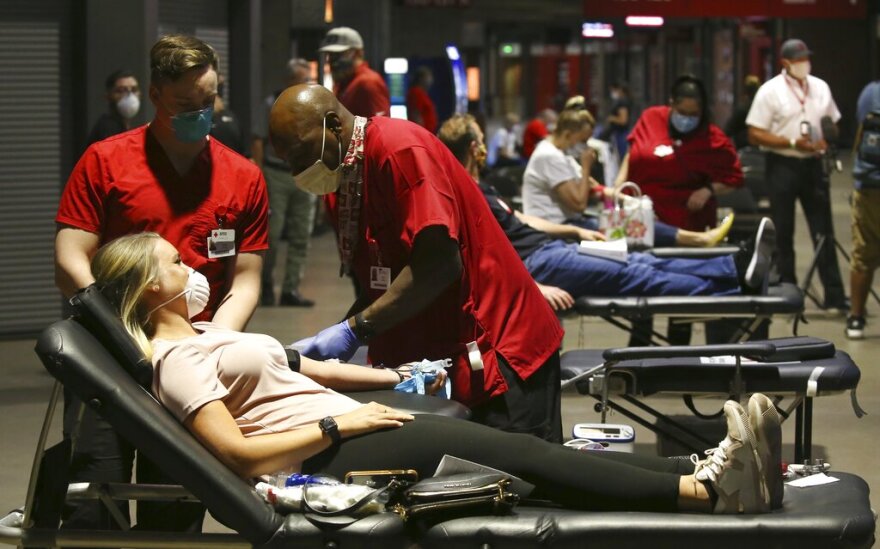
[391,472,520,521]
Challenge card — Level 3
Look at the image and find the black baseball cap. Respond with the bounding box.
[780,39,811,61]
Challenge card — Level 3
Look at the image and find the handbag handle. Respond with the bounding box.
[613,181,643,211]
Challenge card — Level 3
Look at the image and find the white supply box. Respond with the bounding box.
[571,423,635,453]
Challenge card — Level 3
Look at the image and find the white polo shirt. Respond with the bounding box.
[746,69,841,159]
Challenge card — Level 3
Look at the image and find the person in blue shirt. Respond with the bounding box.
[847,80,880,339]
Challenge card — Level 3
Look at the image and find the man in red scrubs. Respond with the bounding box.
[320,26,390,118]
[54,34,268,533]
[270,84,564,442]
[522,108,557,159]
[406,66,438,133]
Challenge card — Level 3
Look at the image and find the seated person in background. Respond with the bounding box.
[522,108,557,159]
[91,231,783,515]
[488,112,521,167]
[523,108,732,248]
[439,114,775,305]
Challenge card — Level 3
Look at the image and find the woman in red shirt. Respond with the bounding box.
[616,75,743,232]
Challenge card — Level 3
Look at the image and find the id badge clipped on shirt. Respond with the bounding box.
[370,265,391,291]
[207,229,236,259]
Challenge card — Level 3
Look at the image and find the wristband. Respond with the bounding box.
[392,369,406,383]
[789,138,796,149]
[352,312,377,343]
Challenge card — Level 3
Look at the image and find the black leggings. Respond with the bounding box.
[303,415,691,512]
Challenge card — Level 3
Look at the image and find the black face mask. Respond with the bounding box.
[330,57,355,78]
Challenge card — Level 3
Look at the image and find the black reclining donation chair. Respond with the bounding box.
[0,286,875,548]
[560,338,865,463]
[572,280,805,346]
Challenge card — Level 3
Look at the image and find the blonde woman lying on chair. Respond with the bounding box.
[91,232,784,514]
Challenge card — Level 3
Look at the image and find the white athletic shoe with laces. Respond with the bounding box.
[692,400,768,514]
[749,393,784,510]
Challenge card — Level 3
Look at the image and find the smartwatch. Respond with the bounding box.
[318,416,341,445]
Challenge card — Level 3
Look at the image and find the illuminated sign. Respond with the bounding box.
[499,43,522,57]
[384,57,409,75]
[582,22,614,38]
[446,44,468,114]
[625,15,664,27]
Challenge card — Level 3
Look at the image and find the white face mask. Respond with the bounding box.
[787,61,811,80]
[294,114,343,195]
[148,266,210,320]
[116,93,140,119]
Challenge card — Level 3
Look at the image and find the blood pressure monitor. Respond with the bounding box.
[571,423,635,453]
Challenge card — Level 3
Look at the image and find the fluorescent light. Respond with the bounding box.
[582,22,614,38]
[625,15,664,27]
[384,57,409,75]
[466,66,479,101]
[390,105,408,119]
[446,45,460,61]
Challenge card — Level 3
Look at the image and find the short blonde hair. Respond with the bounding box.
[91,233,163,359]
[554,108,594,135]
[150,35,219,87]
[437,113,479,164]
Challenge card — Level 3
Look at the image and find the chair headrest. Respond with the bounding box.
[69,284,153,388]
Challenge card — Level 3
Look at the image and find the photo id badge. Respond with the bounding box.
[370,266,391,291]
[207,229,236,258]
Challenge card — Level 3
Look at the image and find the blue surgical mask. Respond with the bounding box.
[171,105,214,143]
[670,110,700,134]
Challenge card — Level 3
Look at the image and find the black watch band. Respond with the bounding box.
[318,416,341,445]
[352,312,377,343]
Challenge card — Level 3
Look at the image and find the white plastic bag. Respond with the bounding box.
[604,182,654,249]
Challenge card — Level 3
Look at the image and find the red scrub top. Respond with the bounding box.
[406,86,438,133]
[325,117,563,407]
[627,106,743,231]
[56,126,269,321]
[336,62,391,118]
[522,118,548,159]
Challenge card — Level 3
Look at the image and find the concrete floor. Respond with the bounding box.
[1,162,877,540]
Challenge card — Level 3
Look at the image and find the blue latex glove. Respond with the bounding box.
[291,320,360,362]
[394,359,451,399]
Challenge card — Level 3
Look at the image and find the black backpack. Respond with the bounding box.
[856,84,880,166]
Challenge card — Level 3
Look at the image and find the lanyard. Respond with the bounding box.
[337,116,368,276]
[784,73,810,111]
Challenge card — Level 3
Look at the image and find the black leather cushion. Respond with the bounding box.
[70,285,154,387]
[560,347,859,397]
[417,472,875,548]
[574,282,804,318]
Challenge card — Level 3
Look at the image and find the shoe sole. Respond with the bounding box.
[845,329,865,340]
[749,394,783,510]
[745,218,775,292]
[715,401,766,514]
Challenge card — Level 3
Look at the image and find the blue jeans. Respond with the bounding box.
[524,241,740,298]
[566,215,678,247]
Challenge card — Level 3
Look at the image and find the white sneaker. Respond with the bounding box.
[748,393,783,510]
[693,400,768,513]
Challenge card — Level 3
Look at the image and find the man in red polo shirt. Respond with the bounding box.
[54,35,268,533]
[406,66,438,133]
[270,84,563,442]
[522,108,557,159]
[320,27,390,118]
